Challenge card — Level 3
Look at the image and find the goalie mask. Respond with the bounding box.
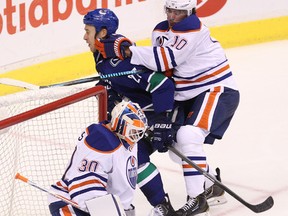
[165,0,196,16]
[111,101,148,145]
[83,8,119,35]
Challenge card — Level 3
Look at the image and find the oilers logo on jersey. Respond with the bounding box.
[126,155,137,189]
[156,35,169,46]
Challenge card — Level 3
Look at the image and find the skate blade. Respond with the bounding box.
[207,194,227,206]
[197,210,211,216]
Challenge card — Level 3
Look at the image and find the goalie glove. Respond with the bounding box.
[124,204,135,216]
[152,112,174,153]
[95,34,132,60]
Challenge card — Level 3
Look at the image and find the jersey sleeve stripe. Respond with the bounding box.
[51,184,68,193]
[167,47,177,67]
[153,47,162,71]
[69,179,106,191]
[160,47,170,71]
[70,187,107,200]
[68,172,108,185]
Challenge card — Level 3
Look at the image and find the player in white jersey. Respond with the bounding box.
[95,0,240,215]
[48,101,148,216]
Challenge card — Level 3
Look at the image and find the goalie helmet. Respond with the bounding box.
[165,0,197,16]
[111,101,148,145]
[83,8,119,35]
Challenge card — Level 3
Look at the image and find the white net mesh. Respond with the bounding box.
[0,86,106,215]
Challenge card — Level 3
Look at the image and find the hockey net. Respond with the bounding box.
[0,85,107,216]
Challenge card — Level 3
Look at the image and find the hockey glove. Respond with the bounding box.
[95,35,132,60]
[124,204,135,216]
[152,112,174,153]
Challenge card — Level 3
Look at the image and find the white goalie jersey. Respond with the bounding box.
[130,15,238,101]
[48,122,138,214]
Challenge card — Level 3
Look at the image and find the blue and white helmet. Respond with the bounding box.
[111,101,148,145]
[83,8,119,35]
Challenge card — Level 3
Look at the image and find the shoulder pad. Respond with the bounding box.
[172,15,201,32]
[85,123,121,153]
[153,21,169,32]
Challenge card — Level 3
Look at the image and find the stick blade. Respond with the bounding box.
[0,78,39,90]
[249,196,274,213]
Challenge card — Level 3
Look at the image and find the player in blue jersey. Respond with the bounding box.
[48,101,148,216]
[83,9,177,215]
[95,1,240,215]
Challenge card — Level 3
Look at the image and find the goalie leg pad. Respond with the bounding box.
[85,194,126,216]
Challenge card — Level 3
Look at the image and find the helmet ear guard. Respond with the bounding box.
[165,0,196,16]
[83,8,119,35]
[111,101,148,145]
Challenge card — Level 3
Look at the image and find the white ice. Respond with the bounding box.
[135,40,288,216]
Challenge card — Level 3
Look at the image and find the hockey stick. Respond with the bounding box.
[168,146,274,213]
[15,173,89,213]
[0,78,39,90]
[0,70,143,90]
[39,69,144,88]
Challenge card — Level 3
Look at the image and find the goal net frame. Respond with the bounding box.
[0,85,107,216]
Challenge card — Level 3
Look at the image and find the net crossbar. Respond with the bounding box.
[0,85,107,216]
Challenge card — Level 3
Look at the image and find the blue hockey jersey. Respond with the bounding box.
[94,47,174,119]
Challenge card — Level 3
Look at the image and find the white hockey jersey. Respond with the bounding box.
[48,122,138,212]
[130,15,238,101]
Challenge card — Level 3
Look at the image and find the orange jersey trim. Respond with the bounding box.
[183,164,207,169]
[69,179,106,192]
[160,47,170,71]
[197,86,222,130]
[61,205,73,216]
[175,64,230,85]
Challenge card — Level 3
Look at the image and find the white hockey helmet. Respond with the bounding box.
[165,0,197,16]
[111,101,148,145]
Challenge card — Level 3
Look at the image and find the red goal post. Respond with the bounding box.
[0,85,107,216]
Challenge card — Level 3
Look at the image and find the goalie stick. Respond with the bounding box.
[15,173,88,213]
[0,69,143,90]
[168,146,274,213]
[15,173,126,215]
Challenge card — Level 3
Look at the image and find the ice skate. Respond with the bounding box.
[175,193,210,216]
[149,194,177,216]
[205,167,227,206]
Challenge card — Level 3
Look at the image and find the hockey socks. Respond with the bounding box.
[137,162,166,206]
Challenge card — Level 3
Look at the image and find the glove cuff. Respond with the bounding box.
[114,37,132,60]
